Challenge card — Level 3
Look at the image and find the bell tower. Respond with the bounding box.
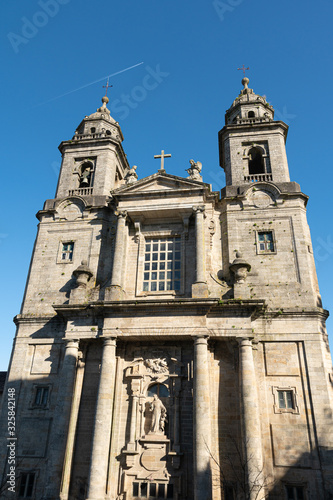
[219,77,290,185]
[56,95,130,198]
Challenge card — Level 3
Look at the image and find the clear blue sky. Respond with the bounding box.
[1,0,332,370]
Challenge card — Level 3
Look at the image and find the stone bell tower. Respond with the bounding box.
[218,77,320,310]
[56,95,130,198]
[219,76,290,185]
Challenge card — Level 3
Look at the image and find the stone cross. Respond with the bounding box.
[237,65,250,77]
[154,150,171,171]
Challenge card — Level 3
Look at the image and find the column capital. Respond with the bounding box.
[64,339,80,350]
[193,335,209,346]
[115,210,128,220]
[237,337,254,348]
[102,336,117,348]
[192,205,205,214]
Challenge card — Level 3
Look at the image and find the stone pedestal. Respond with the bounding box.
[86,337,117,500]
[193,336,212,500]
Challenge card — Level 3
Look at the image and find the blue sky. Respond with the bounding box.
[1,0,332,370]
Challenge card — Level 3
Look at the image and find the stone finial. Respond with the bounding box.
[229,252,251,284]
[97,95,110,115]
[242,77,249,89]
[125,165,138,185]
[73,260,93,288]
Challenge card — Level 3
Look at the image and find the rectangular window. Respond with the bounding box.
[61,242,74,261]
[143,238,181,292]
[278,390,294,409]
[34,386,49,407]
[19,472,35,498]
[258,231,274,253]
[133,482,139,497]
[273,386,299,414]
[285,485,305,500]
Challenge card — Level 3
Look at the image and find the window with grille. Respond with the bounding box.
[61,242,74,261]
[19,472,35,498]
[143,238,181,292]
[257,231,274,253]
[132,481,173,498]
[285,485,305,500]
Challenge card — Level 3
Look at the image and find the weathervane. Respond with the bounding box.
[237,65,250,77]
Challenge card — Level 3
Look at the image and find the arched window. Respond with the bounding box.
[147,383,169,398]
[248,147,265,175]
[248,111,255,118]
[90,127,96,133]
[106,130,111,135]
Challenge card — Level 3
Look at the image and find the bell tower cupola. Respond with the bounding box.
[55,95,130,199]
[219,78,290,186]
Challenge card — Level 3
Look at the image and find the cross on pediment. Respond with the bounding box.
[154,150,171,171]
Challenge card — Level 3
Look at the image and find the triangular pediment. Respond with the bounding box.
[113,172,209,197]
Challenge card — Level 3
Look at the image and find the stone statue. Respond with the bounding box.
[186,159,202,181]
[149,395,167,434]
[125,165,138,185]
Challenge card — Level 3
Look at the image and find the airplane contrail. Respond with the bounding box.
[33,62,144,108]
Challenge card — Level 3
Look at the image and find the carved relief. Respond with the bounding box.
[144,358,168,373]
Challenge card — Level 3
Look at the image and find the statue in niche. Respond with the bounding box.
[80,164,92,187]
[149,395,167,434]
[186,159,202,181]
[125,165,138,185]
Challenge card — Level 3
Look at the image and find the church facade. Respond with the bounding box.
[0,78,332,500]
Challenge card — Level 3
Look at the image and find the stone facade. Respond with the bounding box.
[0,79,332,500]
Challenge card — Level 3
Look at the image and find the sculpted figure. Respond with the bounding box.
[149,395,167,434]
[186,159,202,181]
[125,165,138,185]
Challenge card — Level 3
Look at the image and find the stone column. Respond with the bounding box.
[193,336,212,500]
[43,340,79,500]
[238,338,264,500]
[110,211,127,300]
[86,337,117,500]
[192,206,208,298]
